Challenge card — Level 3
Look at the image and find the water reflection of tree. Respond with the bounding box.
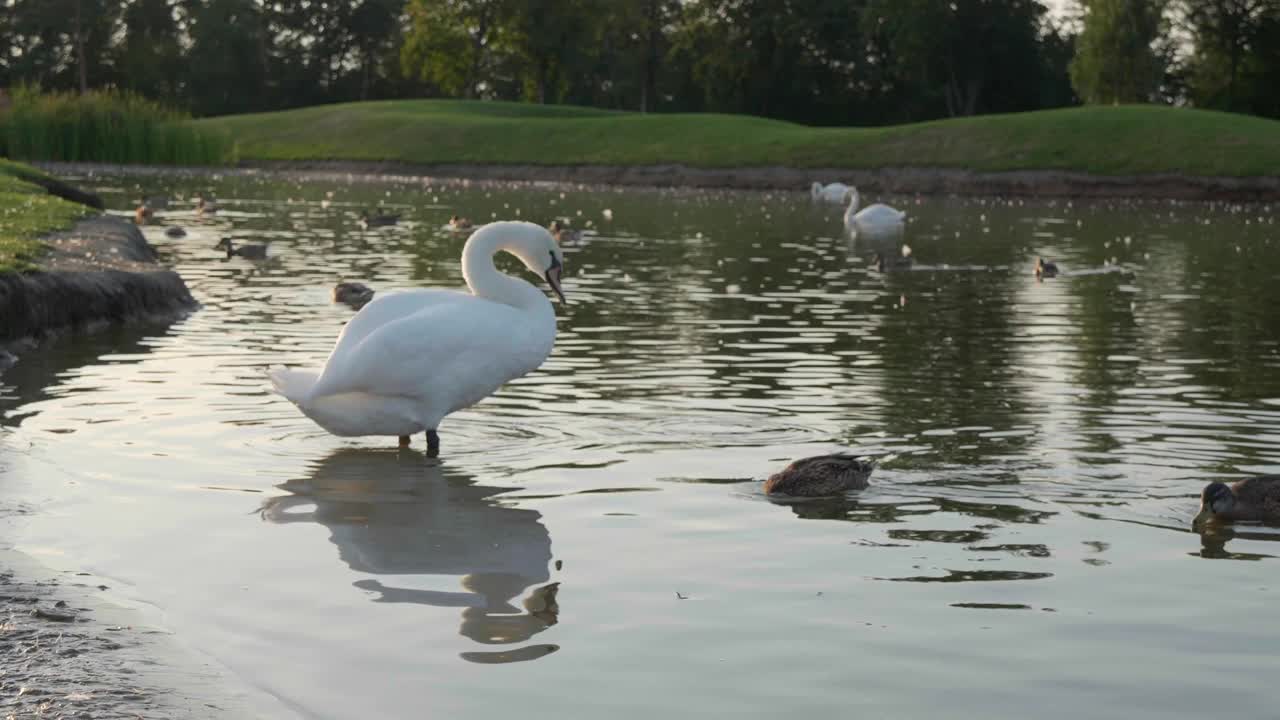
[1172,220,1280,400]
[258,448,560,664]
[870,266,1034,464]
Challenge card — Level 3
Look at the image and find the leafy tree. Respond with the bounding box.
[1070,0,1168,104]
[863,0,1070,120]
[185,0,272,116]
[401,0,508,98]
[116,0,184,102]
[1181,0,1280,114]
[2,0,122,93]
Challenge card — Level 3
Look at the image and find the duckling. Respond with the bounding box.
[332,281,375,310]
[763,454,874,497]
[448,214,474,231]
[871,244,913,273]
[196,196,218,216]
[1193,476,1280,528]
[548,219,582,244]
[358,209,401,230]
[1034,257,1059,279]
[214,237,268,260]
[164,226,187,239]
[134,204,154,225]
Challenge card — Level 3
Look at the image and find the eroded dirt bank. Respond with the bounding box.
[0,216,196,355]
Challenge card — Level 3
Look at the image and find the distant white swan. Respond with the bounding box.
[269,221,566,457]
[811,182,853,204]
[844,188,906,236]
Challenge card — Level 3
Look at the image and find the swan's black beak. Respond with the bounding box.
[545,264,566,303]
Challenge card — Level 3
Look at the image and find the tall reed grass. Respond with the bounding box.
[0,87,234,165]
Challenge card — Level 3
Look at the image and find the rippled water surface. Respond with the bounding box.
[4,173,1280,718]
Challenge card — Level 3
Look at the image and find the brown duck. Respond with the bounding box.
[1193,476,1280,528]
[332,281,375,310]
[764,454,874,497]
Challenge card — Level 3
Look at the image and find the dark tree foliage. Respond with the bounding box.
[0,0,1274,122]
[1181,0,1280,115]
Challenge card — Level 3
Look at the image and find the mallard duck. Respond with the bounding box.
[548,220,582,244]
[359,210,401,230]
[871,245,913,273]
[332,281,375,310]
[134,204,154,225]
[1193,476,1280,528]
[1035,257,1059,279]
[763,454,874,497]
[196,196,218,216]
[214,237,268,259]
[449,214,474,231]
[165,226,187,239]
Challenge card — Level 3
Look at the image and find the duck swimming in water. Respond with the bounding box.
[1193,476,1280,528]
[359,210,401,230]
[764,454,874,497]
[332,281,375,310]
[196,196,217,216]
[449,215,474,231]
[548,219,582,244]
[215,237,268,259]
[1035,257,1059,279]
[871,245,913,273]
[134,204,154,225]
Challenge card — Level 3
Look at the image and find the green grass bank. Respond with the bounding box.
[199,101,1280,178]
[0,160,94,273]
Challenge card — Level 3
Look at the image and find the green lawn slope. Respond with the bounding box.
[199,101,1280,177]
[0,160,94,272]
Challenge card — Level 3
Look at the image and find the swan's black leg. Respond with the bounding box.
[426,429,440,458]
[398,435,410,449]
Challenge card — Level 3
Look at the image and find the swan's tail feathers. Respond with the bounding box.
[268,365,320,404]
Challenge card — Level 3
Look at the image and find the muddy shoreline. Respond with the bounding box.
[0,547,277,718]
[38,160,1280,202]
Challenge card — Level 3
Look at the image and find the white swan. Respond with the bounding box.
[811,181,853,204]
[269,221,566,457]
[844,188,906,236]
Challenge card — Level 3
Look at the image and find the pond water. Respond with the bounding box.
[3,172,1280,718]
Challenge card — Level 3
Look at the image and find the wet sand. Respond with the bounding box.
[0,548,282,718]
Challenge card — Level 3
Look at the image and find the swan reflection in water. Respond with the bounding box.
[258,448,560,664]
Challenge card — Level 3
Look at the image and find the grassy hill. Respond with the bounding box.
[198,100,1280,177]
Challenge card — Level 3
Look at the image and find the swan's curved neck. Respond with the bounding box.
[847,190,861,214]
[461,232,546,310]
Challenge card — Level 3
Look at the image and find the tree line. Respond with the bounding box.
[1,0,1278,124]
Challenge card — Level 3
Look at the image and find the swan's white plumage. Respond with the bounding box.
[843,188,906,236]
[811,181,852,204]
[269,221,562,439]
